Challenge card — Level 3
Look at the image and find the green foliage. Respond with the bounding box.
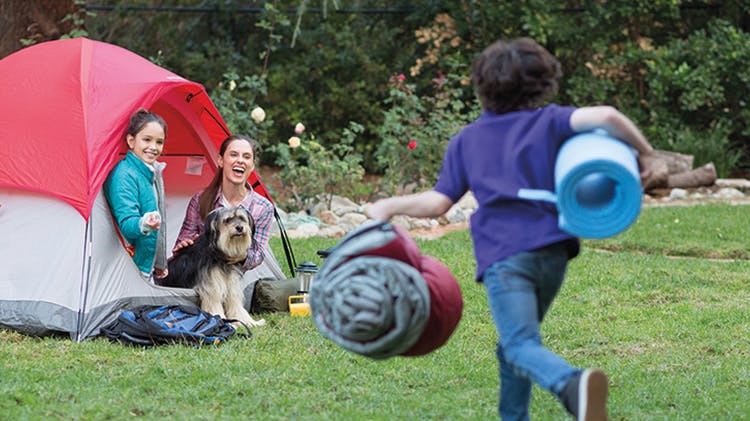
[644,19,750,174]
[20,0,92,46]
[373,70,478,195]
[82,1,750,179]
[653,119,744,178]
[210,71,271,147]
[268,121,367,211]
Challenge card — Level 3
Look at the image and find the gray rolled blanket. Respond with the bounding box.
[311,255,429,360]
[310,222,432,360]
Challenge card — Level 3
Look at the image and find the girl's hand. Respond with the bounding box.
[143,211,161,231]
[153,267,168,279]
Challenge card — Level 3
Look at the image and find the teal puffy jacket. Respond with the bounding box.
[103,151,160,274]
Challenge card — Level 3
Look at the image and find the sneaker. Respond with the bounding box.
[561,369,609,421]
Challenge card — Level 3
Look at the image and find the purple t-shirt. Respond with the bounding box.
[434,104,580,280]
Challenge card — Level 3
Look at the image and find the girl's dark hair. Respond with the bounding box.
[471,38,562,114]
[127,108,167,138]
[198,134,261,220]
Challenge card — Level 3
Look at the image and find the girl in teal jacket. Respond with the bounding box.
[104,109,168,281]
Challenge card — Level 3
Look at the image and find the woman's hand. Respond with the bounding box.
[172,234,199,253]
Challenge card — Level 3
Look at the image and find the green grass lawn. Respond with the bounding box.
[1,204,749,420]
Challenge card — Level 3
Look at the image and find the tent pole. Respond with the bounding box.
[74,217,94,342]
[274,208,297,276]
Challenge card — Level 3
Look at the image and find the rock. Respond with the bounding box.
[330,195,361,215]
[390,215,413,231]
[713,187,745,199]
[308,195,360,217]
[669,188,688,200]
[440,205,467,225]
[410,217,438,229]
[339,212,368,226]
[715,178,750,192]
[317,210,339,226]
[291,222,320,238]
[457,192,478,210]
[318,225,346,238]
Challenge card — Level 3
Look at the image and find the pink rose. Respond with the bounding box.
[294,122,305,135]
[407,140,417,150]
[397,74,405,81]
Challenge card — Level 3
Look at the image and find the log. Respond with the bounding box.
[667,162,717,188]
[654,150,694,174]
[642,156,669,191]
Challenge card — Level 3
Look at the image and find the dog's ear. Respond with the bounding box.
[204,209,221,242]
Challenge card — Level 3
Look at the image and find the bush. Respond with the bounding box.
[373,70,478,195]
[644,19,750,174]
[83,2,750,179]
[267,121,367,212]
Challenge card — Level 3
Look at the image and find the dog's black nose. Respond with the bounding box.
[236,225,244,233]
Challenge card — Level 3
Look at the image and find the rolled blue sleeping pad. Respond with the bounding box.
[518,131,642,239]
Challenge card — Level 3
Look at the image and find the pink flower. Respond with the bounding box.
[397,74,405,81]
[407,140,417,150]
[294,122,305,135]
[288,136,301,148]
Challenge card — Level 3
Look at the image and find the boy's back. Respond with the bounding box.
[434,104,579,278]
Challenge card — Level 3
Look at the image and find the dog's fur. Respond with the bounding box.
[159,206,265,327]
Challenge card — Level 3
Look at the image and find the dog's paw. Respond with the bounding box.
[233,317,265,328]
[249,318,266,327]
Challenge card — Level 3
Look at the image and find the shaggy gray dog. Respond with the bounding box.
[160,206,265,327]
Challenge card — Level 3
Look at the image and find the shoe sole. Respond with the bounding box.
[579,369,608,421]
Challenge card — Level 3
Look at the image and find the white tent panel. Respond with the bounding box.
[0,187,87,335]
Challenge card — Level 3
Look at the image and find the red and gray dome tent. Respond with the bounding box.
[0,38,295,341]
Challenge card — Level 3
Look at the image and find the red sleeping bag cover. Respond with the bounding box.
[358,224,463,356]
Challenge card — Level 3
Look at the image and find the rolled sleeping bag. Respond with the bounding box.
[310,221,463,359]
[518,130,642,239]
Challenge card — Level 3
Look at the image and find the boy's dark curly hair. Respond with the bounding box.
[471,38,562,114]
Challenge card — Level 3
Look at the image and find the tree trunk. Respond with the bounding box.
[0,0,76,58]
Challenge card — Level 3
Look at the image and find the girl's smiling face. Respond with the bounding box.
[126,121,165,165]
[218,139,255,185]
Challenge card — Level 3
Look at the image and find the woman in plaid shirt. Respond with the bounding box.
[172,134,274,269]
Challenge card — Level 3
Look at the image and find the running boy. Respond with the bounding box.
[368,37,659,420]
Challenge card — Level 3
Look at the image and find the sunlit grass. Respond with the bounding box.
[1,204,748,419]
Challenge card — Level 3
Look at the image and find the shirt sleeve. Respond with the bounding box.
[549,104,577,149]
[433,134,468,203]
[242,194,274,270]
[104,167,150,242]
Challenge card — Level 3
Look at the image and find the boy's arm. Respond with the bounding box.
[570,106,653,155]
[368,190,454,221]
[570,106,660,185]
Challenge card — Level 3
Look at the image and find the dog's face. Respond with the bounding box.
[205,206,255,261]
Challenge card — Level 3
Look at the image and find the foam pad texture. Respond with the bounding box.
[554,132,642,238]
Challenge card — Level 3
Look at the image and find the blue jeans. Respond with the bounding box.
[482,242,580,420]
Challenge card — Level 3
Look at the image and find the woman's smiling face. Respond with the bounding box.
[126,121,165,165]
[219,138,255,185]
